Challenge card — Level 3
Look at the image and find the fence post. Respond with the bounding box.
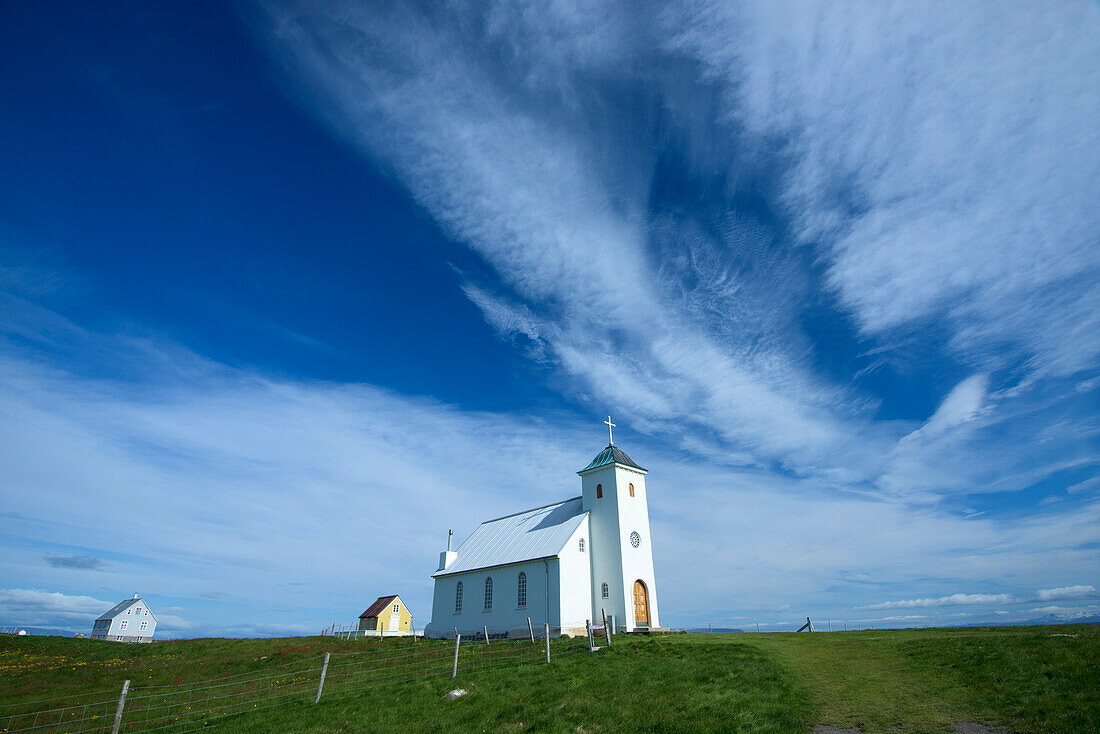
[586,620,594,652]
[313,652,330,704]
[110,679,129,734]
[452,634,461,678]
[528,616,534,643]
[544,623,550,663]
[483,625,490,644]
[603,609,611,646]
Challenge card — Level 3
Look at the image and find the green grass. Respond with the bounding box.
[731,624,1100,733]
[2,624,1096,733]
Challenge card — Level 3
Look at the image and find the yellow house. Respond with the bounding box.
[358,595,413,633]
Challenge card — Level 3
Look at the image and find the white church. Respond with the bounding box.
[425,420,662,638]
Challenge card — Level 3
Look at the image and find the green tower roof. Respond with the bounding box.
[579,444,646,473]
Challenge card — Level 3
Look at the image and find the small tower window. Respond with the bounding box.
[629,483,635,497]
[579,538,585,552]
[517,572,527,608]
[484,577,493,610]
[596,483,603,498]
[455,581,463,613]
[602,582,609,599]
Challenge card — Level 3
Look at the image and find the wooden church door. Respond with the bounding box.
[633,580,649,626]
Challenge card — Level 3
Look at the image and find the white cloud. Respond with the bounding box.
[859,593,1013,611]
[0,588,113,618]
[1035,585,1096,602]
[859,585,1100,612]
[901,375,989,442]
[1028,605,1100,619]
[1067,477,1100,495]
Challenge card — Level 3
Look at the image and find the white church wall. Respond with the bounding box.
[580,464,627,630]
[557,515,592,635]
[614,465,660,630]
[426,558,561,639]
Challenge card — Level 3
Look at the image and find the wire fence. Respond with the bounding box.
[1,624,598,734]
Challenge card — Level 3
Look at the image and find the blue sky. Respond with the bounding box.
[1,1,1098,637]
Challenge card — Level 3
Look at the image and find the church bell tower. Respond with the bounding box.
[579,418,660,632]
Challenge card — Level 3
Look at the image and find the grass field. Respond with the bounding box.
[1,624,1096,733]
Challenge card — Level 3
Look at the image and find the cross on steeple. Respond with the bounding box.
[604,416,616,445]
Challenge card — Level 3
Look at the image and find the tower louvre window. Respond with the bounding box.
[601,582,609,599]
[517,572,527,608]
[596,484,603,498]
[455,582,463,613]
[629,483,635,497]
[579,538,585,552]
[484,577,493,610]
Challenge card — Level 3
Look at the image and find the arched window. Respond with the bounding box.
[517,572,527,608]
[455,582,463,613]
[484,577,493,610]
[629,483,635,497]
[596,483,603,498]
[579,538,585,552]
[601,582,609,599]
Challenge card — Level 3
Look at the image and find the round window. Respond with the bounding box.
[629,531,641,548]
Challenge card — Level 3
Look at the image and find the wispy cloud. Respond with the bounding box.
[666,1,1100,377]
[250,1,1099,511]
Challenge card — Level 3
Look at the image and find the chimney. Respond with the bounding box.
[438,529,458,571]
[132,592,139,600]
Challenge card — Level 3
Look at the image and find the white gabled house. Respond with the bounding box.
[91,594,157,643]
[425,430,662,638]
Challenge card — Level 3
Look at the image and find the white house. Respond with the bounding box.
[91,594,157,642]
[426,428,662,638]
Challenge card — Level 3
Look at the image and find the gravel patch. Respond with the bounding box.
[953,723,1007,734]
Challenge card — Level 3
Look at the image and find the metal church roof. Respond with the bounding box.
[578,444,646,473]
[432,497,588,577]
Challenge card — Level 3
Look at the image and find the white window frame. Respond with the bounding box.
[517,572,527,608]
[483,577,493,611]
[455,581,463,614]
